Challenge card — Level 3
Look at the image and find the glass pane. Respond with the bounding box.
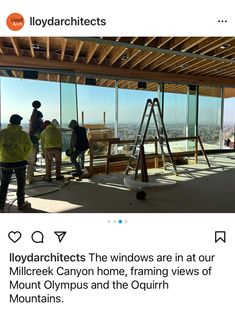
[163,84,188,137]
[77,84,115,156]
[187,85,197,151]
[60,80,77,128]
[77,84,114,126]
[198,86,221,150]
[0,77,60,131]
[118,87,157,140]
[223,88,235,149]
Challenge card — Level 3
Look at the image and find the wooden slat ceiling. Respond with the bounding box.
[0,37,235,96]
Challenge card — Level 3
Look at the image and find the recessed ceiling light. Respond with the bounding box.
[121,54,128,61]
[220,43,231,49]
[32,42,40,50]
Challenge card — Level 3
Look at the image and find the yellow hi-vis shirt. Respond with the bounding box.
[41,124,62,152]
[0,124,32,163]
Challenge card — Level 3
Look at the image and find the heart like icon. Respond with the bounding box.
[8,231,22,243]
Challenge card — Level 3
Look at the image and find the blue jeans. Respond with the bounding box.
[0,166,26,209]
[70,150,85,174]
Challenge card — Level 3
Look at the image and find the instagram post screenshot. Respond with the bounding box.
[0,0,235,309]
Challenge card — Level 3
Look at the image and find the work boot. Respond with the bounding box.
[18,201,31,211]
[72,172,83,177]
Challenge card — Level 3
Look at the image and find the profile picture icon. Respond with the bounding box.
[6,13,24,31]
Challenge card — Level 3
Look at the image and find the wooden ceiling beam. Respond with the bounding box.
[10,37,20,56]
[86,42,99,64]
[209,64,235,77]
[96,78,107,86]
[173,59,206,74]
[75,76,80,83]
[0,38,4,54]
[167,58,196,73]
[28,37,35,58]
[201,38,235,55]
[193,62,231,76]
[73,40,84,62]
[220,69,235,78]
[149,55,176,71]
[179,37,208,52]
[130,51,154,69]
[98,79,108,86]
[1,54,235,87]
[166,37,188,50]
[213,47,235,58]
[121,38,156,68]
[120,80,133,89]
[98,45,114,65]
[181,60,215,74]
[109,47,128,65]
[11,70,17,77]
[156,37,173,48]
[61,38,68,61]
[106,80,115,87]
[157,56,187,72]
[46,37,50,60]
[117,80,127,88]
[72,37,235,65]
[120,49,140,68]
[189,37,222,53]
[98,37,121,65]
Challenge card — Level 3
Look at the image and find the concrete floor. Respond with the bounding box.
[4,153,235,213]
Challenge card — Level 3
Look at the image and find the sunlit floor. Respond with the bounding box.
[3,153,235,213]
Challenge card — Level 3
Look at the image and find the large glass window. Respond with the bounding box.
[198,86,222,150]
[118,86,157,140]
[223,88,235,149]
[77,84,115,126]
[77,84,115,156]
[0,77,60,131]
[60,80,77,127]
[163,84,188,138]
[163,84,188,152]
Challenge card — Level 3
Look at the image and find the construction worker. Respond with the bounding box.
[41,120,63,182]
[27,100,43,184]
[67,120,89,177]
[0,114,32,212]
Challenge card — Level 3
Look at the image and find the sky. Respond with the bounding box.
[1,77,235,127]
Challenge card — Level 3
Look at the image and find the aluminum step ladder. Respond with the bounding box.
[125,98,177,181]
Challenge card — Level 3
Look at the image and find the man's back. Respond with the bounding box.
[0,124,32,163]
[41,124,62,149]
[74,125,89,152]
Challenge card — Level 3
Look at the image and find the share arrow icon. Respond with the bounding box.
[54,231,67,243]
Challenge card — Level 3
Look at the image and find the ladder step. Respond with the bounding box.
[131,155,137,159]
[127,166,134,170]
